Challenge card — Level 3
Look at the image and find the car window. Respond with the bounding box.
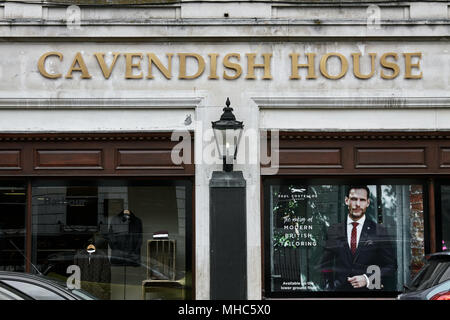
[0,291,14,300]
[409,263,429,289]
[0,286,24,300]
[411,260,450,291]
[2,280,65,300]
[410,262,433,290]
[426,263,450,288]
[437,262,450,284]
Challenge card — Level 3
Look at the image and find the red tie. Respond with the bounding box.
[351,222,359,255]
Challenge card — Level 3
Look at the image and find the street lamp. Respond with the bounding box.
[209,98,247,300]
[211,97,244,172]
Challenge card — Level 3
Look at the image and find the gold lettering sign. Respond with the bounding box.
[208,53,219,80]
[223,53,242,80]
[178,53,205,80]
[403,52,423,79]
[125,53,144,79]
[94,52,120,79]
[352,53,376,79]
[37,51,423,81]
[245,53,273,80]
[38,51,63,79]
[290,53,317,80]
[147,53,173,79]
[65,52,92,79]
[320,53,348,80]
[380,53,400,79]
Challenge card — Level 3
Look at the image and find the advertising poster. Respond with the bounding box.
[268,184,425,294]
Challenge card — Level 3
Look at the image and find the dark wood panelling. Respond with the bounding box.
[0,150,21,170]
[116,149,184,170]
[279,148,342,168]
[439,148,450,168]
[355,148,426,168]
[262,131,450,175]
[35,150,103,170]
[0,132,194,176]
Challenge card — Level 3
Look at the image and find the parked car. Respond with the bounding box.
[397,251,450,300]
[0,271,98,300]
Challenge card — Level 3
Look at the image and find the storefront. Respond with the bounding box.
[0,132,194,299]
[0,0,449,300]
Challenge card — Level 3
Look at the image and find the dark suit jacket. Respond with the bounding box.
[74,249,111,300]
[319,218,397,291]
[107,212,143,266]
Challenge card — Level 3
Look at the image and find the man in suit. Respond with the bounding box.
[319,185,397,291]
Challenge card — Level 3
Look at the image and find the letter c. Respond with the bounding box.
[38,52,63,79]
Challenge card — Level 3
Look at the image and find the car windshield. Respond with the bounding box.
[409,260,450,291]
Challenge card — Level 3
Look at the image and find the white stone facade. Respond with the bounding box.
[0,0,449,299]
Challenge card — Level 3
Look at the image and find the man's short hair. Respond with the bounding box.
[347,185,370,199]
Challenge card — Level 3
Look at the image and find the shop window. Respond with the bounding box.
[0,184,27,272]
[31,179,192,300]
[264,180,426,297]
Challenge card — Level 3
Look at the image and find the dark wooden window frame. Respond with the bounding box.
[261,131,450,299]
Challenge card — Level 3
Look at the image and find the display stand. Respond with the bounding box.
[141,239,184,299]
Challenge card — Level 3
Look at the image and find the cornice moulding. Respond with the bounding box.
[253,97,450,109]
[0,97,203,109]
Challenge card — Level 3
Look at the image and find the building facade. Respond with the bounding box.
[0,0,449,299]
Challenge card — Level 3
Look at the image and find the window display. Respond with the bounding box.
[74,243,111,300]
[30,179,192,300]
[264,180,426,297]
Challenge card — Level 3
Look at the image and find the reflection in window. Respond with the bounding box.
[440,186,450,252]
[267,183,425,295]
[0,184,26,272]
[31,180,191,300]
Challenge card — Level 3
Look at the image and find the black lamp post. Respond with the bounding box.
[209,98,247,300]
[211,97,244,172]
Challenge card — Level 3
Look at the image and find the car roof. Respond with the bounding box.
[0,271,65,285]
[0,271,81,299]
[426,251,450,260]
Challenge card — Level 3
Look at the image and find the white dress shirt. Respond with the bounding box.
[346,214,366,249]
[346,214,369,287]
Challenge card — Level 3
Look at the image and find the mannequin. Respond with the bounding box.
[86,244,96,263]
[107,209,143,266]
[74,241,111,300]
